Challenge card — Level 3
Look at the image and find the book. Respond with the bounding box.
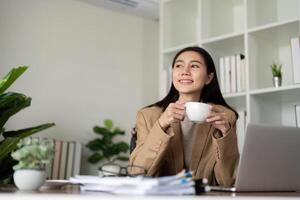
[295,105,300,127]
[224,56,231,94]
[52,140,63,180]
[219,57,225,93]
[65,142,75,179]
[236,54,245,92]
[230,55,237,93]
[59,141,68,180]
[73,142,82,176]
[291,37,300,84]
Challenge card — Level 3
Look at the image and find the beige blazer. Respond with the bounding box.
[129,105,239,186]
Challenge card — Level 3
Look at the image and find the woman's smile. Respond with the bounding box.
[178,79,194,85]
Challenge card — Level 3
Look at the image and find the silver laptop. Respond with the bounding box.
[210,123,300,192]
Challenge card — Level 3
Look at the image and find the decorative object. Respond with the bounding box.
[12,139,54,190]
[270,62,282,87]
[0,66,55,183]
[86,119,129,176]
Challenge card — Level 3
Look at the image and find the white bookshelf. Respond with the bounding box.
[160,0,300,142]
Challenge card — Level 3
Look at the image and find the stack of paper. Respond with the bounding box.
[69,170,196,195]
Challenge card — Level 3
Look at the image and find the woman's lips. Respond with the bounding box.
[179,79,193,84]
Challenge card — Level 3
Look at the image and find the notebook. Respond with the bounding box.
[210,123,300,192]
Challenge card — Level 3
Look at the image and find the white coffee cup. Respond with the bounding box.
[185,102,211,123]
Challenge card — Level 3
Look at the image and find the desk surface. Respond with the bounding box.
[1,184,300,199]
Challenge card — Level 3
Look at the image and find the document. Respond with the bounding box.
[69,170,197,195]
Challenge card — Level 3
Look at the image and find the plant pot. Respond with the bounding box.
[98,163,120,176]
[13,169,46,190]
[272,76,282,87]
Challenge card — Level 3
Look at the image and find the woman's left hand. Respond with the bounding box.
[206,105,230,135]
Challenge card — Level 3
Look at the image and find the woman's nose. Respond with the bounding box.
[182,65,191,75]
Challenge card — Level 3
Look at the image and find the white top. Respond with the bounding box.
[181,116,197,169]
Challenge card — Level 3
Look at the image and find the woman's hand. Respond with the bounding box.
[206,105,230,135]
[158,101,185,131]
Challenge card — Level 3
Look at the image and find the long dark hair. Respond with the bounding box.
[152,46,238,118]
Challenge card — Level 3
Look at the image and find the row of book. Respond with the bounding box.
[219,54,246,94]
[290,36,300,84]
[28,137,82,180]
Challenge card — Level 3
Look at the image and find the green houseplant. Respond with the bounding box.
[270,62,282,87]
[86,119,129,167]
[11,139,54,190]
[0,66,55,183]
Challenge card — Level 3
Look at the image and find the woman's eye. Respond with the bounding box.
[174,65,183,68]
[191,65,200,68]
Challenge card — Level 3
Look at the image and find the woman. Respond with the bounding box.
[130,46,239,186]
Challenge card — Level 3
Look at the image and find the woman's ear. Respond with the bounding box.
[205,73,214,85]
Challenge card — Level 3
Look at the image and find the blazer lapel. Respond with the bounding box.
[171,122,184,172]
[189,122,211,171]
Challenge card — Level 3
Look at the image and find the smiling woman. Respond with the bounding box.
[129,46,239,187]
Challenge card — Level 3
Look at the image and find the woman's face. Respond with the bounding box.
[172,51,213,97]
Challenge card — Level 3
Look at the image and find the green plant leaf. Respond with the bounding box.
[3,123,55,139]
[93,126,110,135]
[109,142,129,155]
[88,152,104,164]
[0,92,31,128]
[112,128,126,136]
[104,119,113,130]
[86,138,106,151]
[0,155,17,181]
[0,66,28,95]
[0,137,20,163]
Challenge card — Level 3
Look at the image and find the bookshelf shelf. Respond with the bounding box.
[250,84,300,103]
[162,42,198,54]
[201,32,244,45]
[224,92,246,99]
[160,0,300,149]
[247,0,300,29]
[248,18,299,34]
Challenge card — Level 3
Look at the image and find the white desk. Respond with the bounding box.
[1,184,300,199]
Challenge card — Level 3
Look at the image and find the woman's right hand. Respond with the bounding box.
[158,101,185,131]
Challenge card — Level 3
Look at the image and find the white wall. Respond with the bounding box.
[0,0,159,175]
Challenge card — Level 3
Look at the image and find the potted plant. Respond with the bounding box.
[270,62,282,87]
[86,119,129,176]
[11,139,54,190]
[0,66,55,184]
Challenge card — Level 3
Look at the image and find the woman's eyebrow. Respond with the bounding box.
[190,60,202,64]
[175,60,184,63]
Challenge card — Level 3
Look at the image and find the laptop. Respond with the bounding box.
[210,123,300,192]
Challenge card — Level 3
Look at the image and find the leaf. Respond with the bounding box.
[112,128,126,136]
[93,126,114,144]
[0,92,31,128]
[93,126,110,135]
[86,138,106,151]
[0,66,28,95]
[109,142,129,155]
[104,119,113,130]
[3,123,55,139]
[0,137,20,163]
[88,152,104,164]
[0,155,17,181]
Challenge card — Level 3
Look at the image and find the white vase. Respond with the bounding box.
[13,169,46,190]
[98,164,120,176]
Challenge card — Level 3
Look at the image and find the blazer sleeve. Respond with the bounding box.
[129,110,174,176]
[212,108,240,186]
